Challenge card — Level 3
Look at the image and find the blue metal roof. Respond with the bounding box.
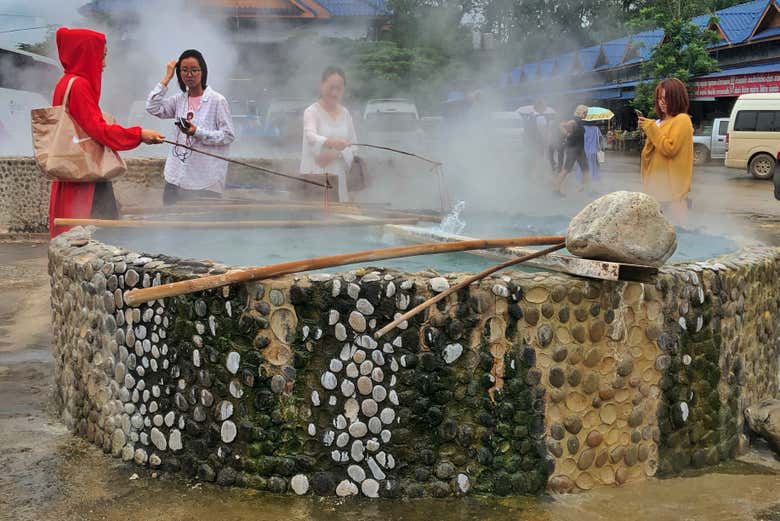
[716,0,773,43]
[753,25,780,39]
[595,36,631,69]
[627,29,664,61]
[578,45,601,71]
[316,0,390,16]
[695,60,780,79]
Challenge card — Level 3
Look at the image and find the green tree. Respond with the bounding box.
[16,27,57,58]
[632,2,719,116]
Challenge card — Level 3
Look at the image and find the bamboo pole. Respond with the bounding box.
[162,140,330,188]
[123,236,566,306]
[374,242,567,338]
[54,217,424,229]
[351,143,443,166]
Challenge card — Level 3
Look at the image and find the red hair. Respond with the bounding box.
[655,78,689,117]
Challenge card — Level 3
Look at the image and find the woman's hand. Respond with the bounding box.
[325,138,349,151]
[182,122,197,137]
[141,129,165,144]
[315,148,339,168]
[161,59,177,86]
[637,116,651,128]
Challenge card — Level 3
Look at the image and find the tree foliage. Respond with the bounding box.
[631,1,720,116]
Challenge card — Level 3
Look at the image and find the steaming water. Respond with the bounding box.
[436,200,467,235]
[93,208,738,273]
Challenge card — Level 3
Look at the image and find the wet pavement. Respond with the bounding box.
[1,159,779,521]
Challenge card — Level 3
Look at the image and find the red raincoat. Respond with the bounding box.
[48,27,142,238]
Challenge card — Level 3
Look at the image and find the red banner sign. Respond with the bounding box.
[693,72,780,97]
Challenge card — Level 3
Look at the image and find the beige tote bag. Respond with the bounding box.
[31,77,126,182]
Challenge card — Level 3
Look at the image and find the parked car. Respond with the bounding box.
[725,94,780,179]
[262,98,309,144]
[692,117,728,165]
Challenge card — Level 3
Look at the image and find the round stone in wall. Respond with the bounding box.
[322,371,338,390]
[357,376,373,395]
[336,479,359,497]
[361,478,380,498]
[291,474,309,495]
[347,465,366,482]
[429,277,449,292]
[226,352,240,374]
[221,420,237,443]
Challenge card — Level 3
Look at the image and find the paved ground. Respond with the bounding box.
[0,158,778,520]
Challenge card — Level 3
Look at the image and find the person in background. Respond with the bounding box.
[638,78,694,223]
[300,66,357,203]
[147,49,235,205]
[48,27,164,238]
[548,116,566,173]
[577,121,603,183]
[554,104,589,195]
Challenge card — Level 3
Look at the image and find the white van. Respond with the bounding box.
[725,94,780,179]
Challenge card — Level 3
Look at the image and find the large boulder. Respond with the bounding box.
[566,191,677,267]
[745,399,780,452]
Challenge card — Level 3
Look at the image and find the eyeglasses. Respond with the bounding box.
[181,68,201,76]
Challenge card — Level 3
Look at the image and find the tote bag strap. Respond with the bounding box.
[61,76,77,113]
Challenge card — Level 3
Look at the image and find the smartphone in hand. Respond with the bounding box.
[174,117,191,131]
[634,109,644,118]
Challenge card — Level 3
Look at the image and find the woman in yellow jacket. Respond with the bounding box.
[638,78,694,223]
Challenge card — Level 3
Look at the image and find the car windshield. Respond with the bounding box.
[364,112,418,132]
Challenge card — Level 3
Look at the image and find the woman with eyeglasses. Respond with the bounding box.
[146,49,235,205]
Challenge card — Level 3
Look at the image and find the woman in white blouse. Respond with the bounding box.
[300,66,357,202]
[146,49,235,205]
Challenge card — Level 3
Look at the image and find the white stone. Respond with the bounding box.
[356,298,374,315]
[341,379,356,397]
[321,371,338,390]
[361,478,380,498]
[354,350,366,363]
[221,420,237,443]
[346,362,359,379]
[443,343,463,364]
[349,311,367,332]
[164,412,175,427]
[331,450,341,462]
[345,398,360,421]
[226,352,240,374]
[372,368,384,383]
[455,473,471,494]
[396,293,410,310]
[360,360,374,376]
[372,385,387,402]
[348,283,361,300]
[389,390,399,405]
[381,430,392,443]
[335,323,347,341]
[209,315,217,336]
[361,399,379,417]
[347,465,366,482]
[390,358,399,372]
[336,432,350,448]
[682,354,692,365]
[372,351,385,366]
[308,423,316,436]
[330,359,344,373]
[323,430,335,446]
[387,454,395,469]
[134,448,148,465]
[492,284,509,297]
[229,380,244,399]
[349,421,368,438]
[195,322,205,335]
[153,414,164,427]
[329,396,337,406]
[302,325,310,340]
[429,277,449,292]
[331,279,342,297]
[291,474,309,495]
[368,417,382,434]
[392,336,403,348]
[367,457,386,480]
[335,415,347,430]
[351,440,365,462]
[680,402,689,422]
[355,335,378,350]
[386,282,396,298]
[311,390,321,406]
[380,408,396,425]
[329,310,340,325]
[217,400,234,421]
[383,343,394,354]
[151,427,167,451]
[366,439,380,452]
[336,479,359,497]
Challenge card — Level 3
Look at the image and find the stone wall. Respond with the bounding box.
[48,227,780,497]
[0,157,50,233]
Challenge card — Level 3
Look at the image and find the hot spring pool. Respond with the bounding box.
[93,209,739,273]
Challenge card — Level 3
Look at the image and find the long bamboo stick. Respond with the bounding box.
[54,217,423,229]
[123,236,565,305]
[351,143,443,166]
[162,140,330,188]
[374,242,567,338]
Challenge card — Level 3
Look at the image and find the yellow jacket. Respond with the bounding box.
[640,113,694,202]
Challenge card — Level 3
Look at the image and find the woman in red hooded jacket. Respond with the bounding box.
[49,27,164,238]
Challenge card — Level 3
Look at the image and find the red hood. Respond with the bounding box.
[56,27,105,100]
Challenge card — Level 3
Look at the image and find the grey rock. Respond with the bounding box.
[745,399,780,452]
[566,191,677,267]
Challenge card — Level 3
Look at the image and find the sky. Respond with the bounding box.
[0,0,84,50]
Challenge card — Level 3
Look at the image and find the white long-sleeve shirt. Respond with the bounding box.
[146,83,235,192]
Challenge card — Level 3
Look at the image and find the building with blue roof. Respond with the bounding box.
[499,0,780,128]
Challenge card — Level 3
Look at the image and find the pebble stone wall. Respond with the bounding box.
[0,157,50,232]
[49,226,780,498]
